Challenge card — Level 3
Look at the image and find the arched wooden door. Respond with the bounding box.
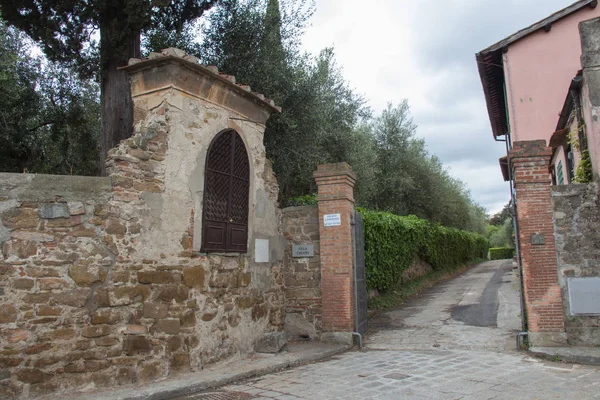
[201,130,250,253]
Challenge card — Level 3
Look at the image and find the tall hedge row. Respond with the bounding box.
[359,209,489,292]
[489,247,515,260]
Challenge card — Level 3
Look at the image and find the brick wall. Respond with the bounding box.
[552,181,600,345]
[509,140,567,346]
[281,206,322,340]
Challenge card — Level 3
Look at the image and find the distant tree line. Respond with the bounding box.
[0,0,489,234]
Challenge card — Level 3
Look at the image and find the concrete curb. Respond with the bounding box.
[529,346,600,366]
[73,343,352,400]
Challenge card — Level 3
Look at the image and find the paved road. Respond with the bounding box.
[179,260,600,400]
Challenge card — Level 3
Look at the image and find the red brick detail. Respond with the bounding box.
[509,141,565,333]
[314,163,357,332]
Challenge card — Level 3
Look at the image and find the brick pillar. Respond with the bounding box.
[314,163,357,339]
[510,140,567,346]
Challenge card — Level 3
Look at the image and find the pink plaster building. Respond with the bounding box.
[477,0,600,184]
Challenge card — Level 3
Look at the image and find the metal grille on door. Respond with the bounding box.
[202,130,250,253]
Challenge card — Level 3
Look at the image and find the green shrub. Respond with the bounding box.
[286,194,317,207]
[489,247,514,260]
[358,208,489,292]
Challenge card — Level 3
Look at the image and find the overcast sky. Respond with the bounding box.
[300,0,574,215]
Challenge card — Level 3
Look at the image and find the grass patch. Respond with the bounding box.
[368,261,483,311]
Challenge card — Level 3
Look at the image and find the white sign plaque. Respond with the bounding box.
[255,239,269,263]
[324,213,341,227]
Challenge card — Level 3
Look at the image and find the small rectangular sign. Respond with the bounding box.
[324,213,341,227]
[292,244,314,258]
[255,239,269,263]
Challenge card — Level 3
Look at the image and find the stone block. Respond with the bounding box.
[138,361,163,383]
[152,318,181,334]
[11,230,54,242]
[68,201,86,216]
[13,278,34,290]
[27,267,59,277]
[254,332,287,353]
[3,239,37,258]
[5,329,29,343]
[169,353,190,371]
[166,336,182,352]
[39,203,69,219]
[82,325,110,338]
[285,313,319,340]
[34,357,60,368]
[129,149,152,161]
[143,302,169,319]
[209,271,238,288]
[235,296,257,309]
[0,304,17,323]
[17,369,52,384]
[0,357,21,368]
[41,328,76,341]
[37,305,62,317]
[70,227,97,237]
[183,267,205,288]
[125,324,147,335]
[116,367,136,385]
[50,288,90,307]
[238,272,251,287]
[180,310,196,327]
[46,215,82,227]
[108,285,151,306]
[25,343,52,355]
[39,278,66,290]
[252,304,268,320]
[69,264,106,286]
[23,292,50,304]
[138,270,173,284]
[2,208,39,229]
[123,336,152,356]
[158,285,189,303]
[84,359,110,372]
[105,217,127,235]
[0,264,15,276]
[92,308,122,325]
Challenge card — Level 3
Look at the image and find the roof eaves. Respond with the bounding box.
[476,0,596,139]
[480,0,597,55]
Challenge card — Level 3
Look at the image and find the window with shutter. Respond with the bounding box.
[201,129,250,253]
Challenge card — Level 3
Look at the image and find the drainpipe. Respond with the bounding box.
[506,129,528,345]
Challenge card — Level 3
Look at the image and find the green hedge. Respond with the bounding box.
[359,209,489,292]
[489,247,514,260]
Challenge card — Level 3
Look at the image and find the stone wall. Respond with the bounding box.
[552,181,600,346]
[281,206,322,340]
[0,49,285,398]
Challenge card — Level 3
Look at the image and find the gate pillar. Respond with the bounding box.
[510,140,567,346]
[314,163,357,340]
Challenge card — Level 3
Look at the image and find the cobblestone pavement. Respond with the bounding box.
[180,261,600,400]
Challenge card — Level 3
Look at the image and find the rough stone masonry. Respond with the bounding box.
[0,48,286,398]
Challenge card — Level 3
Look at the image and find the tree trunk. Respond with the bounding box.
[99,22,140,176]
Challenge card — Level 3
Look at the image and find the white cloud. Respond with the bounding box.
[301,0,573,214]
